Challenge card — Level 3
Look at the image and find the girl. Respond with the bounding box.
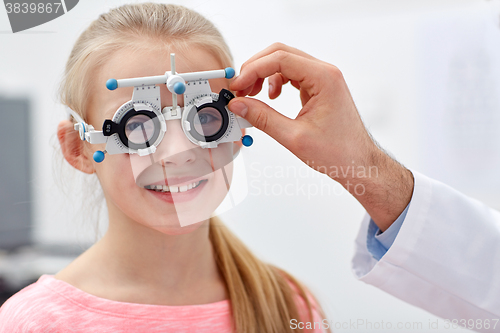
[0,3,328,332]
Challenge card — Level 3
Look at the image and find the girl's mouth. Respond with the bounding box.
[143,179,209,204]
[144,179,206,193]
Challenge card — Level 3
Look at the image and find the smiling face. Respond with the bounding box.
[85,44,234,234]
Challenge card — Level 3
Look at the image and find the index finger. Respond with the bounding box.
[240,43,318,70]
[230,50,319,93]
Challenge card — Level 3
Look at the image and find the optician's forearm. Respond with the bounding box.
[339,148,414,232]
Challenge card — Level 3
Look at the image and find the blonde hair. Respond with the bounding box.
[59,3,328,332]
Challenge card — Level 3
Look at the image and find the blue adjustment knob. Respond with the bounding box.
[225,67,235,79]
[93,151,105,163]
[241,135,253,147]
[173,81,186,94]
[106,79,118,90]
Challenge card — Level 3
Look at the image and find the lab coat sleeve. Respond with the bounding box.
[352,170,500,328]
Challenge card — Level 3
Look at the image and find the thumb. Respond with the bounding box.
[228,97,295,145]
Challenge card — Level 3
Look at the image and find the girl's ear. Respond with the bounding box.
[58,120,95,174]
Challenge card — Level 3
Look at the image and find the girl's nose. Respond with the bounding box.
[154,119,197,167]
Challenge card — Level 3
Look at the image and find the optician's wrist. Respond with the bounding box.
[342,148,414,232]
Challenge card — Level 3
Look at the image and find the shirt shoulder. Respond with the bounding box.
[0,275,234,333]
[0,275,67,332]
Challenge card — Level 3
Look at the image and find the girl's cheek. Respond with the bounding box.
[129,154,156,184]
[97,157,136,186]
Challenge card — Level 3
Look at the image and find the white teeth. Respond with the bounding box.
[145,180,203,193]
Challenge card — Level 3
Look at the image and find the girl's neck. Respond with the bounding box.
[55,204,227,306]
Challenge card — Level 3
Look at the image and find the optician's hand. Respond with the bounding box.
[228,43,414,231]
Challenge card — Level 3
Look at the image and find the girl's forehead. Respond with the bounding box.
[102,46,222,85]
[89,45,227,123]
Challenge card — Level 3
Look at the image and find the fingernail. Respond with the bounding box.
[230,75,240,86]
[268,83,274,95]
[229,101,248,118]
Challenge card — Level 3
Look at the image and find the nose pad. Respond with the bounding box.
[154,119,198,167]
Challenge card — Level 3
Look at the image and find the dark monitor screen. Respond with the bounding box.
[0,97,32,250]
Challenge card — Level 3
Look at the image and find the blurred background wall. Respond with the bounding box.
[1,0,499,331]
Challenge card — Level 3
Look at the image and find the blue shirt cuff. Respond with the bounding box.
[366,203,410,260]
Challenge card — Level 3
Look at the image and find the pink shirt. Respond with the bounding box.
[0,275,325,332]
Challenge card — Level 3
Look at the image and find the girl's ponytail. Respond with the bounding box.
[210,217,327,333]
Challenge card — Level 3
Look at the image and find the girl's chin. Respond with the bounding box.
[144,218,209,235]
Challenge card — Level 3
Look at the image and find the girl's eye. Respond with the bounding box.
[125,114,155,144]
[193,108,223,137]
[126,122,143,131]
[198,113,216,125]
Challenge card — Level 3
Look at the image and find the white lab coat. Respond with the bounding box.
[352,171,500,332]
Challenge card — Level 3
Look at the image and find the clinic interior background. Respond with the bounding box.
[1,0,499,331]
